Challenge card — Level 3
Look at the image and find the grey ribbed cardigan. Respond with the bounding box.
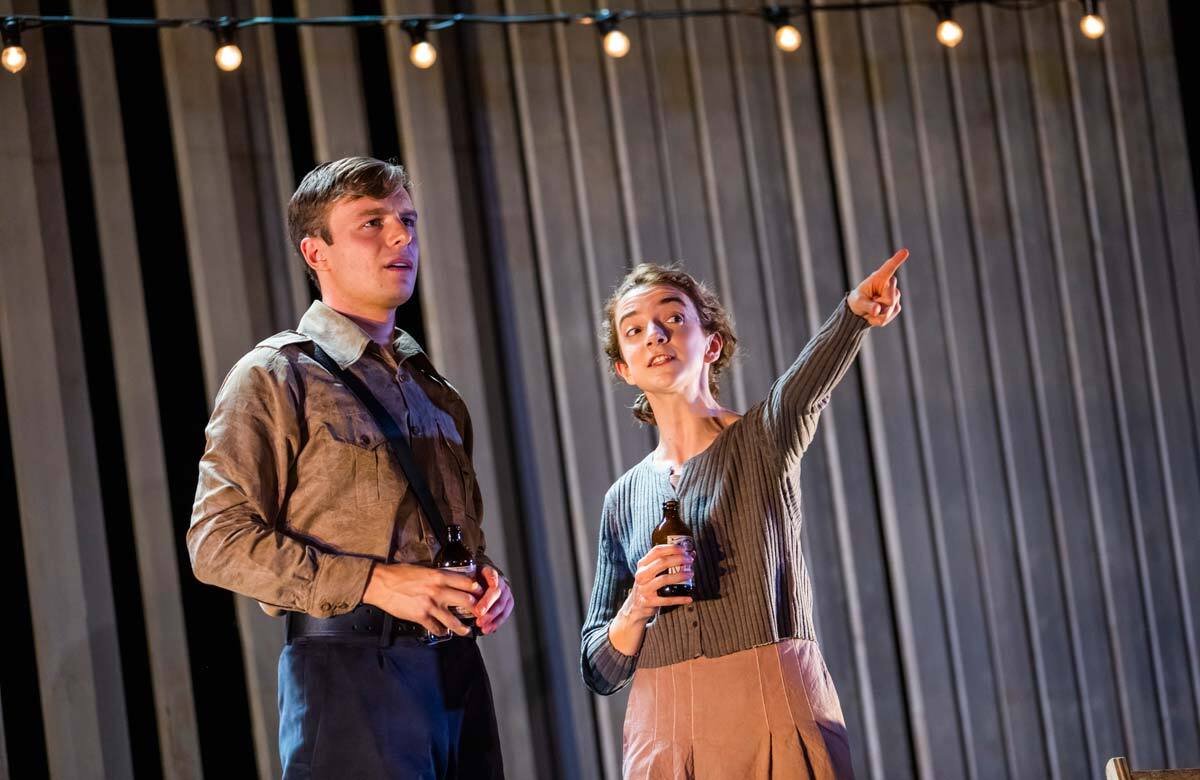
[580,300,870,695]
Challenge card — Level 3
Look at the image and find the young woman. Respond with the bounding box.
[580,250,907,779]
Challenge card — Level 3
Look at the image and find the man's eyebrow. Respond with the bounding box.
[354,206,419,218]
[616,295,686,328]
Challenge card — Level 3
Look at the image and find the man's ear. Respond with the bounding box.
[704,332,723,364]
[300,236,325,276]
[614,360,635,386]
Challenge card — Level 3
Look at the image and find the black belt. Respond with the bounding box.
[285,605,462,646]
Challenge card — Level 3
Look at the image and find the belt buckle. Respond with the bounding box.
[422,629,454,646]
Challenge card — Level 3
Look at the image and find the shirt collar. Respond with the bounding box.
[298,300,425,369]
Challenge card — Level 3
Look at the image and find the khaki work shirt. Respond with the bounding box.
[189,301,497,618]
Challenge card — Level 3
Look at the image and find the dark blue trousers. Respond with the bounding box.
[278,637,504,779]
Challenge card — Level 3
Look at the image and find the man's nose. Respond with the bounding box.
[387,221,411,247]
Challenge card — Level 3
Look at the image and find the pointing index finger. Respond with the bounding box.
[874,248,909,281]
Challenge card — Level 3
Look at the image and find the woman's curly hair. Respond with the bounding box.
[599,263,738,425]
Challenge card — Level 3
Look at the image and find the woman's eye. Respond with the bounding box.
[668,314,683,323]
[625,327,640,337]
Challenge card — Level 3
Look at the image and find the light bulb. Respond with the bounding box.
[603,28,630,58]
[1080,14,1105,39]
[775,24,801,52]
[410,40,437,68]
[2,44,26,74]
[936,19,963,48]
[215,43,243,71]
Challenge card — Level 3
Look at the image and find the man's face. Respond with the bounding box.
[302,188,419,318]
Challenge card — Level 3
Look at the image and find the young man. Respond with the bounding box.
[189,156,512,778]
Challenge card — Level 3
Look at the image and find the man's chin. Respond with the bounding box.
[385,284,417,308]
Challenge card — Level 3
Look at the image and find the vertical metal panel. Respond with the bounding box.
[952,8,1064,777]
[154,2,282,777]
[990,5,1137,774]
[1024,2,1171,769]
[1058,0,1200,764]
[1082,0,1200,763]
[0,694,6,780]
[0,4,133,776]
[964,6,1098,779]
[899,7,1018,779]
[236,0,310,328]
[296,0,370,160]
[1113,0,1200,735]
[1135,1,1200,754]
[69,1,205,777]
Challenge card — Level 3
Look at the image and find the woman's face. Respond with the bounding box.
[612,284,722,397]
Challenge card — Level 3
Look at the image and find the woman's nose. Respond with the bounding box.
[646,323,667,344]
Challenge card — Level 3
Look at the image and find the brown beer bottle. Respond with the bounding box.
[434,523,477,628]
[651,499,694,598]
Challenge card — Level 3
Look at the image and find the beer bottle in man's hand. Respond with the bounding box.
[651,499,694,598]
[435,524,477,628]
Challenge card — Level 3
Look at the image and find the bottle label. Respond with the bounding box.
[442,563,478,618]
[667,535,694,588]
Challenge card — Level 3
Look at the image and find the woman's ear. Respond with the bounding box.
[704,332,723,364]
[614,360,635,385]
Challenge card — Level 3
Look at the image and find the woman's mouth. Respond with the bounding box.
[648,354,674,367]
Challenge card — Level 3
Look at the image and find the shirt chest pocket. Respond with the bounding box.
[320,413,406,509]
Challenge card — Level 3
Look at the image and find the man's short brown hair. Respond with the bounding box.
[287,156,412,289]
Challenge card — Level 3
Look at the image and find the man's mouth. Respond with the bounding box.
[648,354,674,368]
[385,260,413,271]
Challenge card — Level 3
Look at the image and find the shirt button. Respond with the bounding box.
[397,371,409,383]
[359,435,370,446]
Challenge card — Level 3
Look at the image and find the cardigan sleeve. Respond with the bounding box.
[580,491,640,695]
[760,298,871,460]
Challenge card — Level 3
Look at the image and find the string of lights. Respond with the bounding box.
[1,0,1108,76]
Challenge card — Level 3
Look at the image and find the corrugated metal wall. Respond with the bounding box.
[0,0,1196,777]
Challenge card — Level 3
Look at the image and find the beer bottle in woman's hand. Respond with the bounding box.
[652,500,694,598]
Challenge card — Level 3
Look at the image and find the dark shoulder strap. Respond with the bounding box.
[307,343,449,545]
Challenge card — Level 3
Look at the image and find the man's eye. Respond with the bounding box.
[364,219,381,228]
[403,217,417,228]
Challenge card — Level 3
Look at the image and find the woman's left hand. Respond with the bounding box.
[849,248,907,327]
[474,566,515,635]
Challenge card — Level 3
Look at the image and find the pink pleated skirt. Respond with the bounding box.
[622,638,855,780]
